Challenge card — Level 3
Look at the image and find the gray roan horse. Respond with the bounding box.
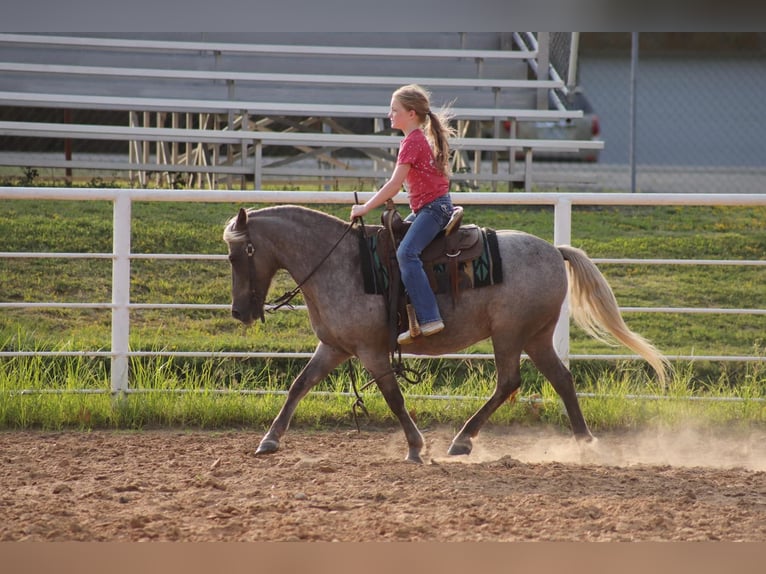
[224,205,668,463]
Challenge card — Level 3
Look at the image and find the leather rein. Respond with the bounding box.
[240,216,358,315]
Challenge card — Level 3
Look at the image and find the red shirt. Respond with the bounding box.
[396,129,450,213]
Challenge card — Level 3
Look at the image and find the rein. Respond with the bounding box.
[241,215,358,314]
[269,195,366,312]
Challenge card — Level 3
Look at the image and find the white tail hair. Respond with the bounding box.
[559,245,670,384]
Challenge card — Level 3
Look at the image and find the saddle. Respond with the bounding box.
[376,201,484,352]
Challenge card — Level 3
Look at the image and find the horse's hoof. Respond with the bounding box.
[406,451,424,464]
[255,438,280,455]
[575,432,596,444]
[447,441,472,456]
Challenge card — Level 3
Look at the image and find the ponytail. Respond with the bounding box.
[426,108,455,176]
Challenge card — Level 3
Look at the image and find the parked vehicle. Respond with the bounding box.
[489,88,601,162]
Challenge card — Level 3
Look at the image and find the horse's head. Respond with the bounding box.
[223,208,276,325]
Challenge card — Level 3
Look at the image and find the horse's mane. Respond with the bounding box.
[223,205,347,243]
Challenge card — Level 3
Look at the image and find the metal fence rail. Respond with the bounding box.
[1,187,764,393]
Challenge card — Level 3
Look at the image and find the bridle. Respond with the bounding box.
[241,233,265,322]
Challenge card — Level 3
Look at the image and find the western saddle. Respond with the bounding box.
[376,200,483,352]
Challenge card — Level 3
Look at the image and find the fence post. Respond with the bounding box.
[629,32,639,193]
[553,197,572,365]
[253,140,262,190]
[111,192,131,393]
[566,32,580,92]
[535,32,550,111]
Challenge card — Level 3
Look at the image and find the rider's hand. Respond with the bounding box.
[350,204,369,220]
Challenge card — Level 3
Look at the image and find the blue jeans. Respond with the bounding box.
[396,195,453,325]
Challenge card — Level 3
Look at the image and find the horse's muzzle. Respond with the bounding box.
[231,306,250,325]
[231,305,264,325]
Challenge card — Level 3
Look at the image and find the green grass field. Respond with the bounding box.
[1,190,764,431]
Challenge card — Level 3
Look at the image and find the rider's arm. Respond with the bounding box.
[350,163,410,219]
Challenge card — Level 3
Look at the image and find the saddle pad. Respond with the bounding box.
[360,228,503,295]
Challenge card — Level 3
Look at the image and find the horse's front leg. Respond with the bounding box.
[359,353,424,463]
[256,342,350,455]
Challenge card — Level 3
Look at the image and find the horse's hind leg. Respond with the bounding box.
[256,341,350,455]
[448,338,522,456]
[524,334,594,442]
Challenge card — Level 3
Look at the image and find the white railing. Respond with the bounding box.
[1,187,764,393]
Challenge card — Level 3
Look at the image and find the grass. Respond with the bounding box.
[0,187,765,432]
[1,349,764,432]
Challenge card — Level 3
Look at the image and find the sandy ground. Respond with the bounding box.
[1,425,765,542]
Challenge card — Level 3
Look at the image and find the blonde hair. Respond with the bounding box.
[392,84,455,175]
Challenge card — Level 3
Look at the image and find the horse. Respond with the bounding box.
[223,204,668,463]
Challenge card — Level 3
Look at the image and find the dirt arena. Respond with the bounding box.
[2,425,765,542]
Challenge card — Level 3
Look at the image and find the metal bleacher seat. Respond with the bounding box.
[0,32,603,190]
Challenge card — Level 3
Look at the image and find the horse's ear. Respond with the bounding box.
[236,207,248,229]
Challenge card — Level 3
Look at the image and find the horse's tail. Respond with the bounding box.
[558,245,670,384]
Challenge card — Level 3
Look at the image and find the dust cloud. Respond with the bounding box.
[429,425,766,471]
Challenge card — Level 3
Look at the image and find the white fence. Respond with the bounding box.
[1,187,764,393]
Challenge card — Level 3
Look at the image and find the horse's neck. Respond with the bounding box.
[259,208,347,282]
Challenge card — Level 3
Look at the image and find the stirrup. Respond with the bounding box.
[405,303,421,337]
[396,304,422,347]
[444,206,463,236]
[397,330,416,345]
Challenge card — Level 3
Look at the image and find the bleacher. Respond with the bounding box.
[0,32,603,190]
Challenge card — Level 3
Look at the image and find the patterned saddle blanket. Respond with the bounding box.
[360,226,503,296]
[357,204,503,352]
